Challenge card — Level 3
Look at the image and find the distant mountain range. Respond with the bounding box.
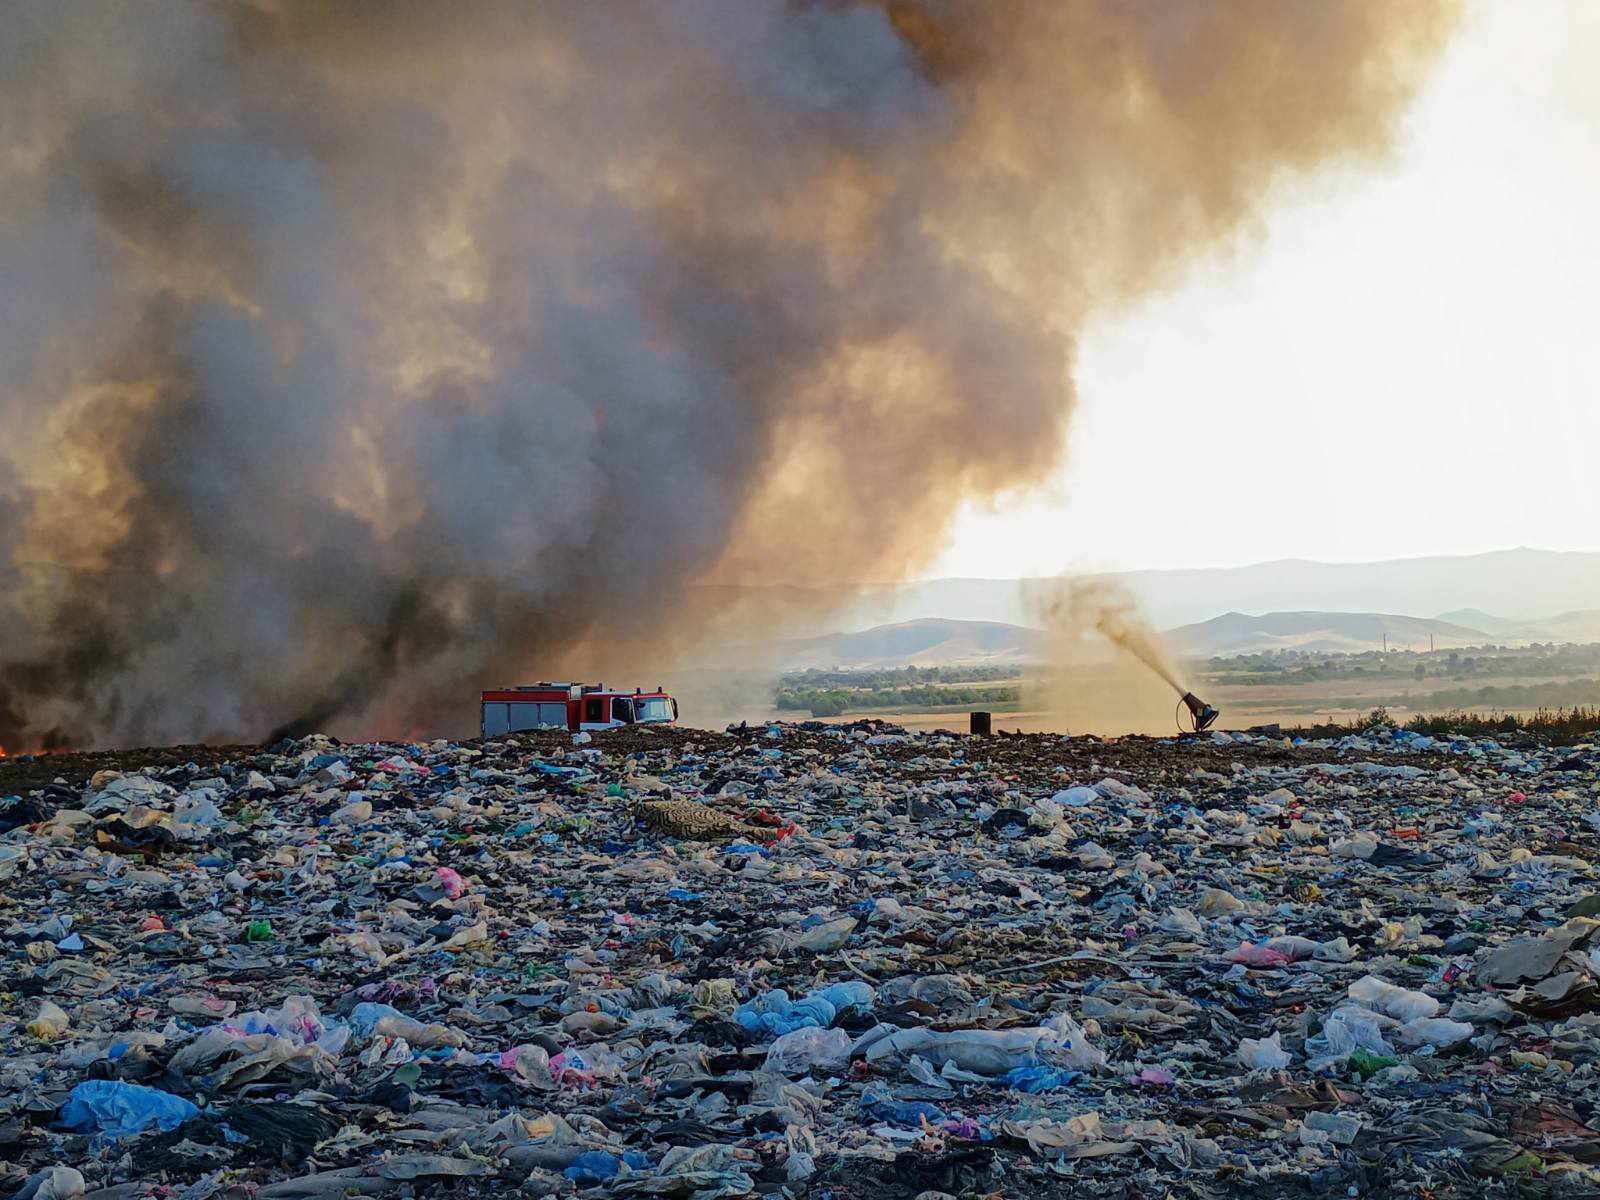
[704,548,1600,668]
[1167,611,1508,656]
[768,605,1600,670]
[742,547,1600,632]
[1434,608,1600,644]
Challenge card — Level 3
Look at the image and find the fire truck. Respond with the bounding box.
[479,682,678,737]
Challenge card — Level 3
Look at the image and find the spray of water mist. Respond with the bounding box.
[0,1,1460,748]
[1022,578,1194,735]
[1085,583,1189,697]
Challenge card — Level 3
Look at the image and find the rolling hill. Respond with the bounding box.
[1166,611,1492,656]
[749,596,1600,673]
[1433,609,1529,638]
[1519,610,1600,643]
[1433,608,1600,645]
[770,607,1600,670]
[711,547,1600,633]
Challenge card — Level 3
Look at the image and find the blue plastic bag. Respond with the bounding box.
[860,1091,948,1127]
[59,1081,199,1137]
[1000,1065,1079,1093]
[349,1002,408,1036]
[735,981,874,1036]
[564,1150,652,1183]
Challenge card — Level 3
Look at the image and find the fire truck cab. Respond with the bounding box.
[480,682,677,737]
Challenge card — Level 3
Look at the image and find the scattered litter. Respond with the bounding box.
[0,721,1595,1194]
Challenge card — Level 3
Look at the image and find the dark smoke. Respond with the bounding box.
[0,1,1459,748]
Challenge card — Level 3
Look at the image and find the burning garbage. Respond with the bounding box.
[0,1,1457,751]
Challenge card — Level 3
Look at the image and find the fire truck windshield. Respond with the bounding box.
[635,697,673,722]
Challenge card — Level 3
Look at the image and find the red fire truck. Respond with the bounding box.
[480,682,678,737]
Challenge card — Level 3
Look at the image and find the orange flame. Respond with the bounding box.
[0,744,69,758]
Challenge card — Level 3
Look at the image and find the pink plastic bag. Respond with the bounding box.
[1228,941,1292,968]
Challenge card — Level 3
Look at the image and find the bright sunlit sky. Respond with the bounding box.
[932,0,1600,580]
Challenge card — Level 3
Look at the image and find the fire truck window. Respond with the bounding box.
[585,698,603,723]
[614,699,633,723]
[635,697,673,722]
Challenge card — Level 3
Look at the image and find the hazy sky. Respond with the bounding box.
[933,0,1599,580]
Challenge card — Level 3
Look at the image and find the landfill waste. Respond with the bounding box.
[57,1081,200,1138]
[0,720,1597,1196]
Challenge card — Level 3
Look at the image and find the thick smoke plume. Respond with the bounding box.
[0,1,1459,747]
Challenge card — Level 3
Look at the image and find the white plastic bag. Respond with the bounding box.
[1236,1033,1291,1070]
[1396,1017,1474,1048]
[1346,974,1439,1022]
[1331,831,1378,859]
[1159,908,1204,937]
[765,1026,853,1076]
[1043,1012,1107,1070]
[1305,1008,1395,1067]
[863,1025,1056,1076]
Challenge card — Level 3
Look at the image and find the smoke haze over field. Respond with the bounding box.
[0,1,1459,747]
[1023,577,1193,737]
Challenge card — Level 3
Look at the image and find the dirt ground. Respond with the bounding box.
[0,744,259,797]
[1,719,1454,802]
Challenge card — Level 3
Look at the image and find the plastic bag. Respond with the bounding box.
[1051,786,1100,808]
[1313,936,1356,963]
[1159,907,1204,937]
[789,916,857,953]
[500,1043,556,1087]
[58,1080,199,1137]
[564,1150,652,1183]
[1346,974,1440,1022]
[1396,1017,1474,1048]
[233,995,351,1053]
[1228,942,1292,968]
[349,1002,465,1048]
[863,1025,1061,1076]
[1305,1008,1396,1067]
[1331,831,1378,859]
[1262,935,1320,962]
[27,1000,71,1039]
[860,1090,948,1127]
[1236,1033,1291,1070]
[1449,994,1514,1025]
[171,796,223,838]
[734,982,873,1037]
[1043,1012,1106,1070]
[1000,1065,1079,1093]
[13,1166,86,1200]
[765,1026,853,1076]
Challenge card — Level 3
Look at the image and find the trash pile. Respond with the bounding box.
[2,718,1599,1198]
